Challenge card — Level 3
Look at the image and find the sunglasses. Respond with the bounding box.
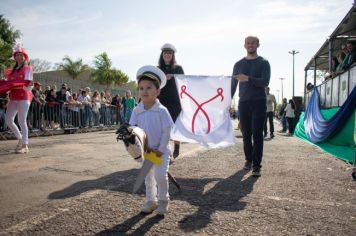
[163,51,174,55]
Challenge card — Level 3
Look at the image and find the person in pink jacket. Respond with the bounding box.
[5,44,33,153]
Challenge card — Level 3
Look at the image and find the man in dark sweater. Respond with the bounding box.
[231,35,271,177]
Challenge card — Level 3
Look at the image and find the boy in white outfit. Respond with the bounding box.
[129,65,173,215]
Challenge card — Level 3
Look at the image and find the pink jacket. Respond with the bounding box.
[5,66,33,101]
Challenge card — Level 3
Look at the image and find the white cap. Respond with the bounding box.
[136,65,167,89]
[161,43,177,52]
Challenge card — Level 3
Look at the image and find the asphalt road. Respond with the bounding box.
[0,121,355,235]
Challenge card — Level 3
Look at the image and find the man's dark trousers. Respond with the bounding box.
[264,111,274,136]
[239,99,266,168]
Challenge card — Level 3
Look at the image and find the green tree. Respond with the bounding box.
[0,15,21,77]
[92,52,129,88]
[113,69,129,86]
[58,56,89,80]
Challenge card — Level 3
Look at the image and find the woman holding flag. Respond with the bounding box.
[157,43,184,159]
[4,44,33,153]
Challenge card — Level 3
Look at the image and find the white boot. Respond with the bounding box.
[16,145,29,154]
[140,201,158,213]
[156,200,169,215]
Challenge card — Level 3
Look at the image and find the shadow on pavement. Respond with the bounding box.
[174,169,258,232]
[48,169,140,199]
[49,168,258,233]
[95,213,163,236]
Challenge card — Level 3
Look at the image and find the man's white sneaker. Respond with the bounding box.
[140,201,158,214]
[156,200,169,215]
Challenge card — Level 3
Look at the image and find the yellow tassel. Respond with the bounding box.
[144,151,162,166]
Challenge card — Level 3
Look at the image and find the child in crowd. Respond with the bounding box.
[129,65,173,216]
[124,90,136,123]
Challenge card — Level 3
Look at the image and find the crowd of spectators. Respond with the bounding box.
[0,82,137,133]
[325,41,356,80]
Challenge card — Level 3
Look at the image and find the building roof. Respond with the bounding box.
[305,5,356,71]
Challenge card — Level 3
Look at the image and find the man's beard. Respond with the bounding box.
[247,50,257,55]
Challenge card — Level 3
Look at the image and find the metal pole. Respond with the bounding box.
[293,53,295,97]
[289,50,299,97]
[304,70,307,108]
[313,57,317,86]
[328,39,333,73]
[279,77,285,100]
[276,89,280,104]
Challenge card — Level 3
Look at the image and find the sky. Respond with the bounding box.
[1,0,353,104]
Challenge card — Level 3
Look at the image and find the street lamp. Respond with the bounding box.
[289,50,299,97]
[279,77,285,100]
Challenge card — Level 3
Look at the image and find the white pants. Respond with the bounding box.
[5,100,31,145]
[145,154,170,202]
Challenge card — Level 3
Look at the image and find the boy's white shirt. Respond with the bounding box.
[129,99,173,155]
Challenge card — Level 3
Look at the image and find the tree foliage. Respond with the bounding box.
[113,69,129,86]
[92,52,129,88]
[0,15,21,73]
[58,56,89,80]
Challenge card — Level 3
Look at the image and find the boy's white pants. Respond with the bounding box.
[145,154,170,202]
[5,100,31,145]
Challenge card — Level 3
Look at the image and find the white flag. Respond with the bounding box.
[171,75,235,148]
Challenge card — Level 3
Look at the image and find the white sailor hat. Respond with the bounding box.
[136,65,167,89]
[161,43,177,52]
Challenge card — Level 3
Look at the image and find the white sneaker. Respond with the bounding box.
[156,200,169,215]
[140,201,158,213]
[15,140,22,152]
[16,145,29,154]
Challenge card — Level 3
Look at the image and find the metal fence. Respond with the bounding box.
[0,103,122,140]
